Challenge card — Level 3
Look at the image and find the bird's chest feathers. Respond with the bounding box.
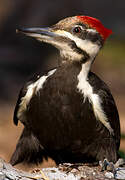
[17,62,113,135]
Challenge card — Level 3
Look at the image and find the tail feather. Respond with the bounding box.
[10,127,47,166]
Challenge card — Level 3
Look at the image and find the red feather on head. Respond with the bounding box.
[77,16,112,41]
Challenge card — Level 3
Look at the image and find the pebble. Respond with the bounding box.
[105,172,114,179]
[0,172,6,180]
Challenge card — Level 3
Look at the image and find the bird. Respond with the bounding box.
[10,15,121,166]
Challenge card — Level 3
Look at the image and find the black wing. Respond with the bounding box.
[89,72,121,150]
[13,86,26,125]
[13,68,56,125]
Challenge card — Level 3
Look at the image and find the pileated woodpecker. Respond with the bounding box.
[10,15,120,166]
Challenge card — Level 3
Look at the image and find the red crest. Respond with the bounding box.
[77,16,112,40]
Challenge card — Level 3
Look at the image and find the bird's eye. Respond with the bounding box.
[73,26,82,33]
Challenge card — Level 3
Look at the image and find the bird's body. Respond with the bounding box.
[10,15,120,166]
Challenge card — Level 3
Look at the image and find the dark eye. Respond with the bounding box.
[73,26,82,33]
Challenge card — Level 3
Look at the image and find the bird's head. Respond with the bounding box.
[17,15,112,63]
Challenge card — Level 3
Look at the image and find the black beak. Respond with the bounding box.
[16,27,59,38]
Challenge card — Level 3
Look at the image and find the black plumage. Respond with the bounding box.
[10,62,120,165]
[10,16,120,166]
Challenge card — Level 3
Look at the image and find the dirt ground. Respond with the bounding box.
[0,96,125,171]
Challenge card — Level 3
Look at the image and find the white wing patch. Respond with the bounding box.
[77,63,114,135]
[17,69,56,120]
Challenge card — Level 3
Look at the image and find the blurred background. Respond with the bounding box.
[0,0,125,170]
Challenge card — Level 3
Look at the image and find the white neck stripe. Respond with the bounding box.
[77,63,114,134]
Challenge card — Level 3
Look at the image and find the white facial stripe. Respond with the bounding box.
[87,29,97,33]
[17,69,56,120]
[55,30,100,59]
[77,63,114,135]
